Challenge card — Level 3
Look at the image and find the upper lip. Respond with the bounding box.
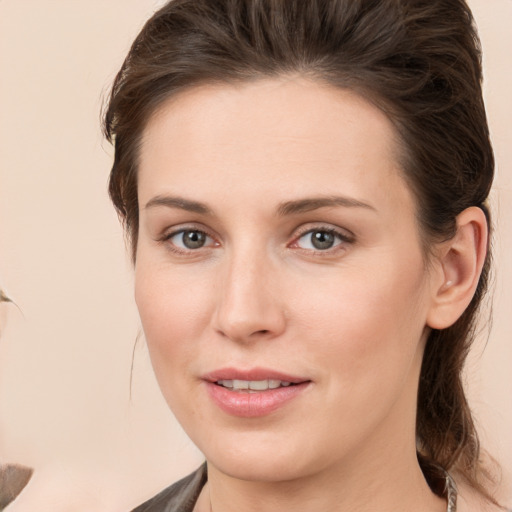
[202,367,310,384]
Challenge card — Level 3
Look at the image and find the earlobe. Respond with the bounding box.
[426,206,488,330]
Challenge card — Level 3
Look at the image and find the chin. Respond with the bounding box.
[210,454,305,483]
[197,429,332,484]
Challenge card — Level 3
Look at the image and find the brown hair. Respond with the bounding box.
[104,0,498,502]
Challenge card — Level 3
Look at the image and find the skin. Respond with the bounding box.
[135,77,486,512]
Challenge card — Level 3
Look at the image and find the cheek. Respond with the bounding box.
[286,257,430,453]
[292,252,430,379]
[134,258,214,379]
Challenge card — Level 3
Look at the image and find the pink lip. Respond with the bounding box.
[202,367,311,418]
[202,367,308,384]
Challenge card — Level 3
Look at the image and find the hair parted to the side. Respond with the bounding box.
[103,0,498,503]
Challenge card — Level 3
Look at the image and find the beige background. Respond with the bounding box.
[0,1,510,510]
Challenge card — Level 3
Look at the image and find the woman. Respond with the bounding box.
[104,0,505,510]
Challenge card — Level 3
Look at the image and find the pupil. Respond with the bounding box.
[183,230,206,249]
[312,231,334,250]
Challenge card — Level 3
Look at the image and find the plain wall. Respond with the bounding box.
[0,1,510,510]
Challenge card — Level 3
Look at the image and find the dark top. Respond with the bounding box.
[0,463,34,509]
[131,464,207,512]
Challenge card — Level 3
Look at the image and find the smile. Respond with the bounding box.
[203,368,311,417]
[215,379,293,391]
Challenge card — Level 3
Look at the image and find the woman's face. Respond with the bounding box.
[135,78,439,481]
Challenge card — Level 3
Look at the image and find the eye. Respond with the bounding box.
[294,228,351,251]
[167,229,215,250]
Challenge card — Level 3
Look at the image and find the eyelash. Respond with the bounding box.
[290,226,355,254]
[158,225,355,256]
[159,227,217,255]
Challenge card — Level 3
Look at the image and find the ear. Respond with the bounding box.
[426,206,488,330]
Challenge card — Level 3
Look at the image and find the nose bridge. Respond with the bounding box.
[214,241,284,342]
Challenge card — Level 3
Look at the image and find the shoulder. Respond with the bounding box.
[130,464,207,512]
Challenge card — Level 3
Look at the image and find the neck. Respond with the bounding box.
[201,440,446,512]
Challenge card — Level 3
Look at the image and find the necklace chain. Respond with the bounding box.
[445,471,457,512]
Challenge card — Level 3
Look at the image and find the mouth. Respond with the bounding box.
[203,367,309,389]
[214,379,296,392]
[203,368,311,417]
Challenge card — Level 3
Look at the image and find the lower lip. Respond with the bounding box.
[205,382,310,418]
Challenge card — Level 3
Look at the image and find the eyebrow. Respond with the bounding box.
[277,196,376,216]
[144,194,376,216]
[144,195,212,215]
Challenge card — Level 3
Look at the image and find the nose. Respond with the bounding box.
[212,248,286,344]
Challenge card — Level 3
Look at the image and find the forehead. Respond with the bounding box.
[138,77,413,219]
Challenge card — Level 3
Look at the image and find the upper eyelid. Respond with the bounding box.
[157,222,354,248]
[292,224,355,241]
[161,224,215,240]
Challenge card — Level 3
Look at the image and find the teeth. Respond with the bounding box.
[248,380,267,391]
[233,379,249,390]
[217,379,293,391]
